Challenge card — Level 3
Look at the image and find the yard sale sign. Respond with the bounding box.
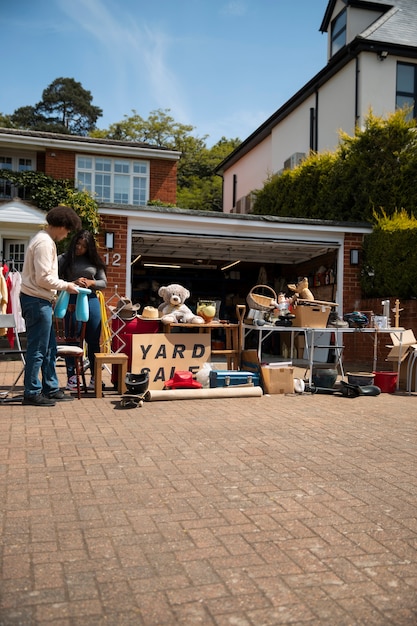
[131,333,211,390]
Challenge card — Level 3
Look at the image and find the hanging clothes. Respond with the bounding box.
[0,266,8,337]
[7,271,25,347]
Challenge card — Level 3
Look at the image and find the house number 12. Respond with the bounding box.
[103,252,121,266]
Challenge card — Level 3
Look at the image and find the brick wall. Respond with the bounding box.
[97,216,128,300]
[44,151,76,179]
[342,297,417,368]
[149,159,177,204]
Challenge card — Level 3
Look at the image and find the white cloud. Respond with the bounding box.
[220,1,247,17]
[55,0,190,123]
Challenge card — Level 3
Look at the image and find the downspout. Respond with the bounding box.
[355,56,360,127]
[309,91,319,152]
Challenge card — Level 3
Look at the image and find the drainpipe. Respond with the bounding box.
[355,56,360,127]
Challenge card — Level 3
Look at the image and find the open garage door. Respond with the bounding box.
[131,231,340,267]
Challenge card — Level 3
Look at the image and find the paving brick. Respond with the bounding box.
[1,361,417,625]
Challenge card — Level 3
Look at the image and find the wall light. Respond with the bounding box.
[105,232,115,249]
[350,249,360,265]
[221,260,241,271]
[377,50,388,61]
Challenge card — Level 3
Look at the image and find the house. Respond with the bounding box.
[0,125,371,327]
[216,0,417,215]
[0,127,180,298]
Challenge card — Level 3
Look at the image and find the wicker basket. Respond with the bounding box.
[246,285,277,311]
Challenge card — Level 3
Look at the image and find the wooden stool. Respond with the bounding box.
[94,353,128,398]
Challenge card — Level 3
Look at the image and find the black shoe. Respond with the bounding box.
[22,394,56,407]
[48,390,74,402]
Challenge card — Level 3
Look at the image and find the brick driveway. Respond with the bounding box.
[1,361,417,625]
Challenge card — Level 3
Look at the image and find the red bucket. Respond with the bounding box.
[373,371,398,393]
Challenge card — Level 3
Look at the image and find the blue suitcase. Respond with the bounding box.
[209,370,261,388]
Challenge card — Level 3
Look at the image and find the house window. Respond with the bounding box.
[0,153,34,198]
[396,62,417,119]
[331,9,346,56]
[76,155,149,205]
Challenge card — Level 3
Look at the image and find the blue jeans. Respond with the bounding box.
[20,293,59,398]
[66,294,101,378]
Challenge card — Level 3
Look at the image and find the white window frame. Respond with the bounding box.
[0,150,35,199]
[76,155,150,206]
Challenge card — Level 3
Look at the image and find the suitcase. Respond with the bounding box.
[209,370,261,388]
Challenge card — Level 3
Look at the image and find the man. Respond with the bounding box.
[20,205,82,406]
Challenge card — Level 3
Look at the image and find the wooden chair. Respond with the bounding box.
[54,305,87,399]
[0,313,26,402]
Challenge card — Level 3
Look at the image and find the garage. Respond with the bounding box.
[100,206,373,320]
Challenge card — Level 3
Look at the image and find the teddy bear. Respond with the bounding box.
[287,277,315,303]
[158,284,205,325]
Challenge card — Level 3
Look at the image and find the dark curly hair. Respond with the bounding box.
[46,205,82,231]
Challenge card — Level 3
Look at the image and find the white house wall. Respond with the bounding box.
[270,94,315,174]
[347,8,384,46]
[358,54,399,125]
[224,49,405,211]
[316,62,357,153]
[223,135,271,214]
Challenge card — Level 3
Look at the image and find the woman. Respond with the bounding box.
[58,230,107,390]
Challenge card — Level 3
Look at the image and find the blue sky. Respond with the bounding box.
[3,0,329,146]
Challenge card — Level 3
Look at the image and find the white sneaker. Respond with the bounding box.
[88,377,105,391]
[66,375,78,390]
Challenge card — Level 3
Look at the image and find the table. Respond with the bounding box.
[242,324,406,388]
[165,322,241,370]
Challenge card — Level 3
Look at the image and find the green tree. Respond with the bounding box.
[0,112,13,127]
[253,109,417,222]
[10,78,102,135]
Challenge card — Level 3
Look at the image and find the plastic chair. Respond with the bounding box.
[54,305,87,399]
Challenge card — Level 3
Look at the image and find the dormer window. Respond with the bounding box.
[331,9,346,56]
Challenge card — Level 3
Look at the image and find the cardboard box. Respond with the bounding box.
[385,329,417,391]
[261,366,294,394]
[293,303,331,328]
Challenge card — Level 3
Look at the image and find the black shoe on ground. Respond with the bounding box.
[48,390,74,402]
[22,394,56,407]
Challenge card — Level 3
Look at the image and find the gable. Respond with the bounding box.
[0,200,46,225]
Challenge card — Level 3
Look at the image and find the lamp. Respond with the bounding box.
[350,249,360,265]
[221,260,241,271]
[105,232,114,249]
[377,50,388,61]
[143,263,181,269]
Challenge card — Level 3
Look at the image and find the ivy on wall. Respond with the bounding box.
[0,169,100,235]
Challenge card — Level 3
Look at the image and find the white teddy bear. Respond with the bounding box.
[158,284,205,325]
